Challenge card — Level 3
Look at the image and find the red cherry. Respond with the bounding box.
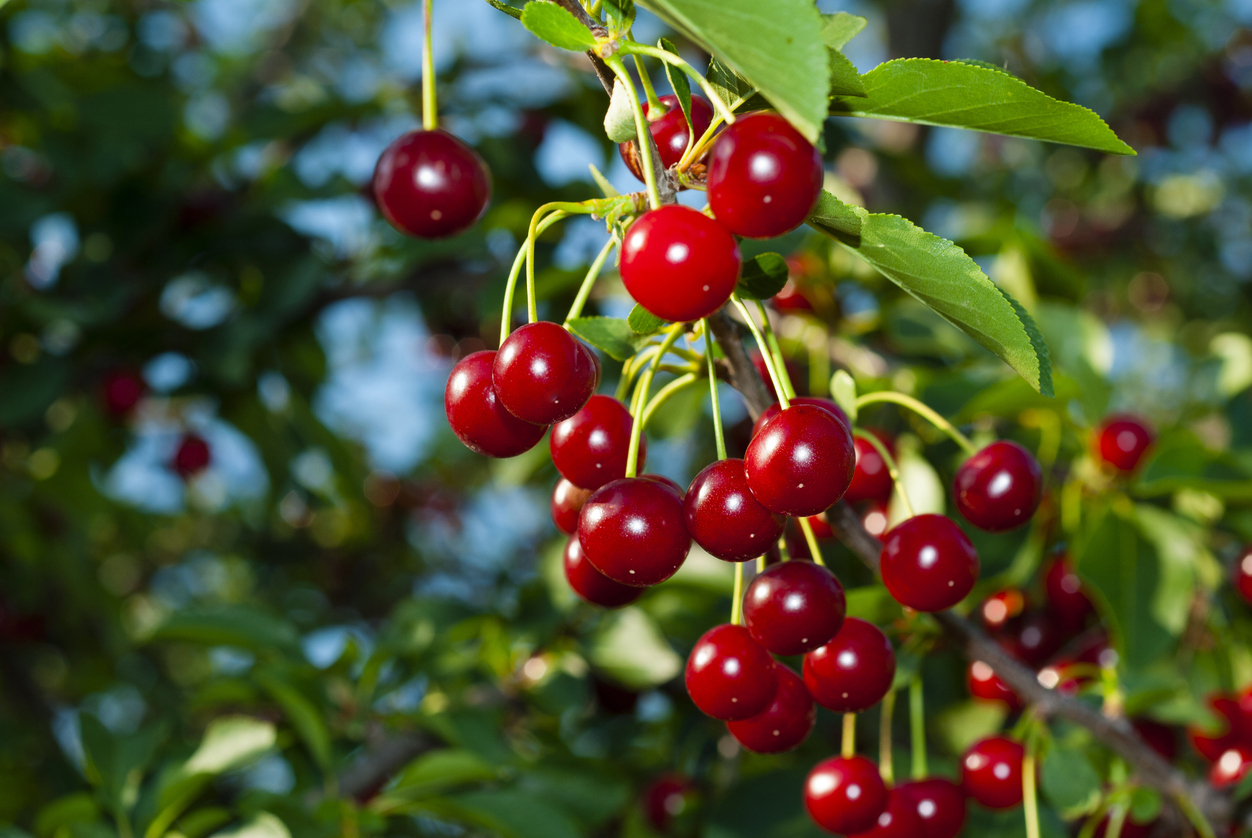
[879,515,979,612]
[551,478,591,535]
[843,431,895,504]
[620,205,741,322]
[579,477,689,587]
[373,129,491,238]
[861,500,890,537]
[1043,556,1094,632]
[803,617,895,712]
[1094,814,1155,838]
[685,623,778,720]
[751,397,850,439]
[641,774,697,833]
[961,736,1024,810]
[743,560,846,656]
[684,458,785,562]
[745,404,855,516]
[1211,744,1252,787]
[641,473,685,498]
[100,370,146,418]
[492,322,599,424]
[847,788,924,838]
[563,535,645,608]
[804,755,888,835]
[997,611,1064,669]
[445,351,546,458]
[1094,414,1154,473]
[550,395,644,490]
[1036,658,1083,696]
[707,112,823,239]
[172,434,211,478]
[726,662,815,753]
[1132,718,1178,763]
[619,95,716,181]
[1232,547,1252,605]
[979,589,1025,632]
[953,441,1043,532]
[966,661,1021,711]
[1189,695,1245,762]
[806,512,834,539]
[898,778,967,838]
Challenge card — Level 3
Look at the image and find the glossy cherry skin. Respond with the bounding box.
[620,205,742,323]
[953,441,1043,532]
[751,397,850,439]
[879,515,979,612]
[726,662,815,753]
[707,112,824,239]
[961,736,1024,810]
[843,431,895,504]
[1132,718,1178,763]
[172,433,211,478]
[1232,547,1252,605]
[861,500,890,537]
[898,778,967,838]
[743,561,846,656]
[373,129,491,238]
[745,404,855,516]
[620,95,716,181]
[493,322,598,424]
[967,660,1021,711]
[803,617,895,712]
[1094,414,1154,473]
[1001,611,1064,668]
[100,370,146,418]
[1043,556,1094,632]
[847,788,924,838]
[579,477,689,587]
[1188,695,1246,762]
[563,535,645,608]
[445,351,546,458]
[551,478,592,535]
[550,395,644,490]
[1211,744,1252,788]
[979,589,1025,632]
[804,755,889,836]
[685,623,778,721]
[641,473,684,499]
[685,458,785,562]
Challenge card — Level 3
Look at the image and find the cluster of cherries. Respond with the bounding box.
[100,369,211,480]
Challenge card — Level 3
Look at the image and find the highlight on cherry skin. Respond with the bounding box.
[619,94,716,183]
[684,623,778,721]
[373,129,491,239]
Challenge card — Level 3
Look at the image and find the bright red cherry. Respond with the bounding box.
[172,434,211,478]
[707,112,823,239]
[898,778,967,838]
[620,205,741,323]
[579,477,689,587]
[961,736,1024,810]
[619,95,716,181]
[685,458,784,562]
[551,478,591,535]
[803,617,895,712]
[743,561,846,656]
[493,322,598,424]
[1132,718,1178,763]
[563,535,645,608]
[966,661,1021,711]
[1094,414,1154,473]
[953,441,1042,532]
[804,755,888,835]
[100,370,146,418]
[445,351,546,458]
[641,473,684,498]
[1043,556,1094,632]
[979,589,1025,632]
[1188,695,1245,762]
[843,431,895,504]
[373,129,491,238]
[685,623,778,721]
[550,395,644,490]
[745,404,855,516]
[751,397,850,439]
[847,788,923,838]
[641,774,697,833]
[726,662,815,753]
[1232,547,1252,605]
[879,515,979,612]
[1211,744,1252,788]
[771,277,814,313]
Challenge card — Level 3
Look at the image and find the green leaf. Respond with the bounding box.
[150,605,302,656]
[735,253,789,300]
[706,57,754,111]
[520,1,597,52]
[805,190,863,243]
[638,0,830,142]
[828,49,866,98]
[627,305,668,335]
[183,716,277,775]
[482,0,523,20]
[996,286,1054,398]
[1129,788,1162,822]
[567,317,651,361]
[831,59,1135,155]
[208,813,291,838]
[934,700,1008,756]
[604,79,638,143]
[425,790,581,838]
[255,671,333,771]
[658,39,693,131]
[586,607,682,689]
[844,586,902,624]
[830,370,858,423]
[603,0,635,31]
[372,750,500,812]
[1040,744,1101,815]
[820,12,867,49]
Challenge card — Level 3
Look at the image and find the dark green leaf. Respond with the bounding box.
[706,56,754,111]
[996,286,1054,398]
[521,1,598,51]
[1040,745,1100,814]
[372,749,500,811]
[627,305,668,335]
[567,317,651,361]
[820,12,867,49]
[151,605,302,656]
[658,38,692,130]
[426,790,582,838]
[806,189,863,243]
[829,50,866,98]
[1130,787,1162,821]
[735,253,789,300]
[255,670,333,771]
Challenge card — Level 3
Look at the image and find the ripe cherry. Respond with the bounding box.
[966,661,1021,711]
[619,205,741,323]
[445,351,546,458]
[563,536,645,608]
[1094,414,1154,473]
[707,112,824,239]
[771,277,814,313]
[1188,694,1246,761]
[745,404,855,516]
[1043,556,1095,632]
[880,514,979,612]
[898,778,967,838]
[751,397,850,439]
[843,430,895,504]
[1094,815,1155,838]
[847,788,923,838]
[684,623,778,721]
[1211,744,1252,788]
[579,477,689,587]
[172,433,211,478]
[961,736,1024,810]
[641,774,697,833]
[551,478,591,535]
[743,560,846,656]
[373,129,491,238]
[953,441,1043,532]
[1132,718,1178,763]
[685,458,785,562]
[641,473,684,498]
[726,662,815,753]
[979,589,1025,632]
[100,370,146,418]
[550,395,644,490]
[619,95,715,181]
[803,617,895,712]
[1232,547,1252,605]
[493,322,599,424]
[804,755,888,836]
[1001,611,1064,668]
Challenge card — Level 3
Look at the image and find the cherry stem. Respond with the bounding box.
[500,211,565,344]
[642,373,700,427]
[879,688,895,786]
[756,553,767,573]
[620,44,738,127]
[626,323,685,477]
[841,713,856,759]
[702,320,728,461]
[421,0,437,131]
[855,391,978,457]
[1105,806,1127,838]
[909,676,927,780]
[1023,731,1041,838]
[851,429,915,519]
[606,56,662,210]
[731,295,789,411]
[677,95,751,171]
[564,235,616,325]
[632,54,663,112]
[755,300,796,401]
[796,516,826,567]
[731,561,744,625]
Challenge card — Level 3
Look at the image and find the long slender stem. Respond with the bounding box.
[607,57,661,210]
[421,0,437,130]
[526,208,570,323]
[731,562,744,625]
[626,324,685,477]
[633,54,662,111]
[755,301,795,401]
[880,689,896,786]
[731,296,789,410]
[796,516,826,567]
[852,428,915,518]
[564,236,616,324]
[1023,743,1040,838]
[855,391,977,456]
[641,373,700,427]
[842,713,856,759]
[500,212,564,344]
[620,44,738,126]
[703,320,728,461]
[909,676,927,780]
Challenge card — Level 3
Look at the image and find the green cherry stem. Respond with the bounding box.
[500,211,565,344]
[606,56,661,210]
[632,54,663,112]
[855,391,978,457]
[731,562,744,625]
[842,713,856,759]
[619,43,737,126]
[703,320,728,461]
[626,323,685,477]
[564,236,616,325]
[852,428,915,518]
[677,94,751,171]
[879,688,896,786]
[796,516,826,567]
[909,675,927,780]
[731,295,789,410]
[1023,730,1041,838]
[641,372,700,427]
[755,300,796,400]
[421,0,437,130]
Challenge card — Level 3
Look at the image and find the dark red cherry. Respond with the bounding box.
[804,755,888,835]
[579,477,689,587]
[1043,556,1094,632]
[684,623,778,720]
[966,661,1021,711]
[843,431,895,504]
[620,205,741,322]
[493,322,599,424]
[550,395,644,490]
[563,535,645,608]
[1094,414,1154,473]
[100,370,146,418]
[898,778,967,838]
[745,404,855,516]
[743,561,846,655]
[954,441,1043,532]
[1189,695,1245,762]
[172,434,211,478]
[803,617,895,712]
[1211,744,1252,788]
[1002,611,1064,668]
[751,397,850,439]
[1132,718,1177,763]
[726,662,815,753]
[1233,547,1252,605]
[707,112,823,239]
[641,774,697,833]
[373,129,491,238]
[847,788,923,838]
[445,351,546,458]
[619,95,716,181]
[879,514,979,612]
[641,473,684,499]
[979,589,1025,632]
[551,478,591,535]
[685,458,784,562]
[961,736,1024,810]
[1094,814,1156,838]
